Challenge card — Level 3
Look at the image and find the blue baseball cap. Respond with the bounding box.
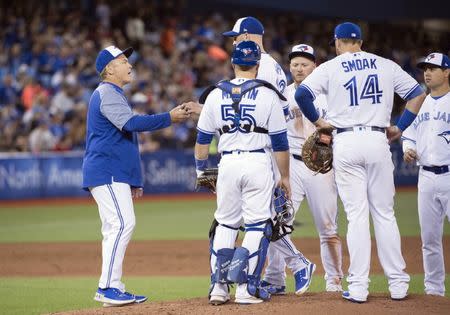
[329,22,362,46]
[223,17,264,37]
[95,45,133,74]
[231,41,261,66]
[417,52,450,69]
[288,44,316,62]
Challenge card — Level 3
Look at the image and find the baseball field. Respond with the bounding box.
[0,190,449,315]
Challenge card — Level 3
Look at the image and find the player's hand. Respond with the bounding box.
[169,104,190,123]
[386,125,402,143]
[131,187,143,199]
[403,149,418,163]
[314,118,333,131]
[184,102,203,117]
[277,177,291,200]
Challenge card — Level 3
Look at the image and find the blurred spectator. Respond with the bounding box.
[29,119,57,153]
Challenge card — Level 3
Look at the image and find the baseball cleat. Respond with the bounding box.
[294,263,316,295]
[209,283,230,305]
[391,293,408,301]
[102,291,147,307]
[94,287,136,305]
[260,280,286,295]
[342,291,367,303]
[234,284,265,304]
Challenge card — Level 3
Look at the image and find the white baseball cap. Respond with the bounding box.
[288,44,315,62]
[417,52,450,69]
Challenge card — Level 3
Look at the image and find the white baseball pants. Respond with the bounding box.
[418,168,450,296]
[90,181,136,291]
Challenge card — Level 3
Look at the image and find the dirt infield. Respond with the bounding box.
[2,236,449,314]
[52,294,450,315]
[1,237,449,276]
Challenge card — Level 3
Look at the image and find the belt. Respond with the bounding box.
[292,154,303,162]
[422,165,449,174]
[222,148,265,155]
[336,126,386,134]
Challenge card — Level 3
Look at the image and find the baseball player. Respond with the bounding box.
[262,44,343,294]
[295,22,426,303]
[83,45,191,307]
[195,40,290,305]
[402,52,450,296]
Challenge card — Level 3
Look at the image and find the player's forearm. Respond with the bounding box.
[295,86,319,123]
[273,150,290,179]
[404,92,426,114]
[194,143,210,160]
[123,113,171,132]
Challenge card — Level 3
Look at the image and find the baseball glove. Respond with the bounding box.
[301,128,333,174]
[195,168,218,193]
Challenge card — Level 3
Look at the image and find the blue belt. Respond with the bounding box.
[422,165,449,174]
[222,148,265,155]
[336,126,385,134]
[292,154,303,162]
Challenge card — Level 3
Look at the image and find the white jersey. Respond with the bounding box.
[197,78,287,153]
[301,51,420,128]
[286,83,328,155]
[402,92,450,166]
[258,53,288,111]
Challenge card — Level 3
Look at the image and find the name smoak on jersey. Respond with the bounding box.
[413,111,450,129]
[341,58,377,72]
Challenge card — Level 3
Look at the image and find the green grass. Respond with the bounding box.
[0,192,448,242]
[0,275,448,315]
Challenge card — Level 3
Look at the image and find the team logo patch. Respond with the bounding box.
[426,54,435,62]
[438,130,450,144]
[298,45,309,52]
[241,48,253,55]
[232,87,241,94]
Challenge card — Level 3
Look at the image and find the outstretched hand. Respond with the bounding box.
[169,103,191,123]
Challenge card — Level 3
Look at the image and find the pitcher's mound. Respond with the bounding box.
[53,293,449,315]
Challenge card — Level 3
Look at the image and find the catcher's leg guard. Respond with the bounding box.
[209,219,239,298]
[228,220,272,300]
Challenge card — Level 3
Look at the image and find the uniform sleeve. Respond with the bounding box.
[268,94,288,135]
[401,124,417,152]
[196,95,216,135]
[300,63,329,100]
[100,92,134,130]
[392,63,423,100]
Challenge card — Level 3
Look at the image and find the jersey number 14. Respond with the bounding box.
[344,74,383,106]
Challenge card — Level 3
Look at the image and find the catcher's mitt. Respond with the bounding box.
[301,128,333,174]
[195,168,218,193]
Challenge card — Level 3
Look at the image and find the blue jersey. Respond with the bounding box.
[83,82,142,189]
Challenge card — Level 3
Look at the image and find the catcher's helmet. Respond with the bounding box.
[231,40,261,66]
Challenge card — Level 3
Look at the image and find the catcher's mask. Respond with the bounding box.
[273,187,294,223]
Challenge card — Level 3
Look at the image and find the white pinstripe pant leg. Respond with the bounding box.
[91,181,136,291]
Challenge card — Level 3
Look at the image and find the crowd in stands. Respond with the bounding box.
[0,0,448,153]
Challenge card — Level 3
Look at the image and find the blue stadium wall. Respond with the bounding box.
[0,144,417,200]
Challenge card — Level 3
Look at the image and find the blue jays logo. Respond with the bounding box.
[438,130,450,144]
[242,48,252,55]
[426,54,435,62]
[298,45,309,52]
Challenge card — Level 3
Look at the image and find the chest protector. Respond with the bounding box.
[199,79,287,135]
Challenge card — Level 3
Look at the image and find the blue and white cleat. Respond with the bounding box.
[294,263,316,295]
[260,280,286,295]
[94,288,136,306]
[101,290,148,307]
[342,291,367,303]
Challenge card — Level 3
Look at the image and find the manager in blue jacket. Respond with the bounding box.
[83,45,191,307]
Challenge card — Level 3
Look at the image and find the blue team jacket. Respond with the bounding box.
[82,82,143,189]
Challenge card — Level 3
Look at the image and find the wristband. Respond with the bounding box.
[396,109,417,131]
[195,158,207,171]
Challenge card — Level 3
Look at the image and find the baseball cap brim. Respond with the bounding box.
[416,61,440,69]
[121,47,134,58]
[223,31,239,37]
[289,51,315,62]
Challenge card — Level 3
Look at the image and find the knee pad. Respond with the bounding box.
[214,248,235,284]
[227,247,249,284]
